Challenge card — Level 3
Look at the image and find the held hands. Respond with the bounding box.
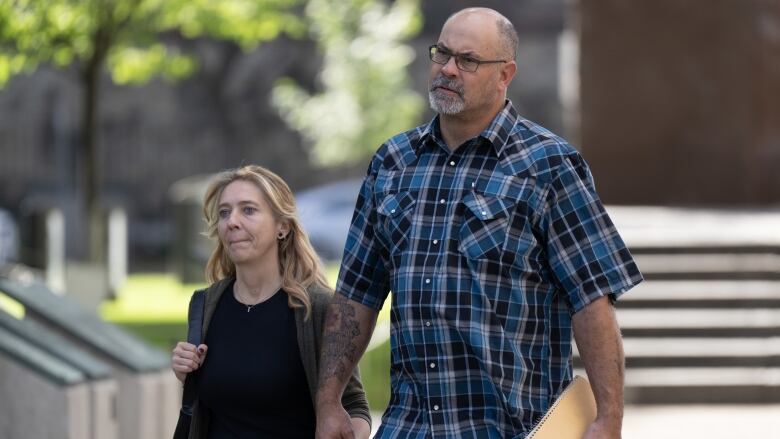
[171,342,208,383]
[315,402,355,439]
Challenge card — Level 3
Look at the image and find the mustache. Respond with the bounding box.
[430,76,464,96]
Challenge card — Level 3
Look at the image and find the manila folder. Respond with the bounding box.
[526,375,597,439]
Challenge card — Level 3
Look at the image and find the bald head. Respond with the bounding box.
[444,8,519,61]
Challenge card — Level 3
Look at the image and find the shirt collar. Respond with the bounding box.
[416,100,519,157]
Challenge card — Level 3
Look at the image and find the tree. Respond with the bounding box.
[271,0,424,166]
[0,0,304,262]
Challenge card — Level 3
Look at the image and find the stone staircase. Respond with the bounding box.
[618,277,780,403]
[577,250,780,403]
[577,207,780,404]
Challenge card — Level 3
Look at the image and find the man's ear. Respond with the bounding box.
[500,60,517,89]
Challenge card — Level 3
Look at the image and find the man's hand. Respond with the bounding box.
[315,401,355,439]
[582,416,622,439]
[573,296,625,439]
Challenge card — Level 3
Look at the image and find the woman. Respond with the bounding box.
[171,165,371,438]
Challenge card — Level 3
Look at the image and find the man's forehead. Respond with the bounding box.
[439,13,497,53]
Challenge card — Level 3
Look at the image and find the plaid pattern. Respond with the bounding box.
[336,101,642,438]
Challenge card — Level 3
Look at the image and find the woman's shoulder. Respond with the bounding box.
[306,282,333,296]
[205,277,233,294]
[191,277,232,309]
[306,282,334,308]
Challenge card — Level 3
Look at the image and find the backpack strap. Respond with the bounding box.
[180,288,207,415]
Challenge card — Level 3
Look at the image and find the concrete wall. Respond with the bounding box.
[579,0,780,205]
[0,280,176,439]
[0,355,88,439]
[91,379,120,439]
[158,372,182,439]
[115,370,181,439]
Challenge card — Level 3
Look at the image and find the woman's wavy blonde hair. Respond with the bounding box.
[202,165,330,319]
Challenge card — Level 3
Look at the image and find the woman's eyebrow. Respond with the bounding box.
[218,200,259,208]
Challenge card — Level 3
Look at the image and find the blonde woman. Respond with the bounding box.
[171,165,371,438]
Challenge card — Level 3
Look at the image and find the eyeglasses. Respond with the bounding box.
[428,45,507,72]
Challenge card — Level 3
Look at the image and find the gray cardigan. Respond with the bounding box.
[187,277,371,438]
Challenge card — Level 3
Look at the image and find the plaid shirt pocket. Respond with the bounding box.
[377,192,416,256]
[458,192,516,261]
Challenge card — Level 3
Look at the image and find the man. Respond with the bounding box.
[316,7,642,439]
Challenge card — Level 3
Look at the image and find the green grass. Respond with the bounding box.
[100,273,206,323]
[102,269,393,412]
[0,292,25,319]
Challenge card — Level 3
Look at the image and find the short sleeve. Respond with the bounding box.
[335,158,391,310]
[543,153,643,312]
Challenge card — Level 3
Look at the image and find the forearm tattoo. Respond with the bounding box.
[320,294,362,385]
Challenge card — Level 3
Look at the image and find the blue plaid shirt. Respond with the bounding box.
[336,101,642,438]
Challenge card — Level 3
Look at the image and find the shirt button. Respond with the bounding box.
[432,239,439,245]
[425,321,431,327]
[481,211,487,217]
[439,199,445,204]
[425,278,431,284]
[430,362,436,369]
[390,209,396,214]
[433,405,440,411]
[471,181,476,188]
[449,160,456,166]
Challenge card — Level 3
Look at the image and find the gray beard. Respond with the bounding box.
[429,90,464,115]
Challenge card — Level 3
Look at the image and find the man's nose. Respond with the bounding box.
[440,55,459,76]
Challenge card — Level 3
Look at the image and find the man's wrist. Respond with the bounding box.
[594,413,623,429]
[315,394,342,411]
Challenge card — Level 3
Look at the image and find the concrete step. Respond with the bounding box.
[618,280,780,308]
[575,367,780,403]
[622,367,780,404]
[575,338,780,368]
[616,308,780,337]
[633,253,780,280]
[607,206,780,251]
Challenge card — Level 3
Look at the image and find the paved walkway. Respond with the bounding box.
[622,404,780,438]
[370,404,780,437]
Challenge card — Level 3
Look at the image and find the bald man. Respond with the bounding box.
[315,8,642,439]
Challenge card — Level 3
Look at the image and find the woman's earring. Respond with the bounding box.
[277,232,285,240]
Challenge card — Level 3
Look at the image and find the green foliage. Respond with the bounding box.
[0,0,304,86]
[272,0,425,166]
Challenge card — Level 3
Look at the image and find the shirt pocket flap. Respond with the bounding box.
[378,192,416,217]
[462,192,516,220]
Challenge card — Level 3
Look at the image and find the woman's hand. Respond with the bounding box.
[171,342,208,383]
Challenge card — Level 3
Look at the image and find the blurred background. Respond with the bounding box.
[0,0,779,438]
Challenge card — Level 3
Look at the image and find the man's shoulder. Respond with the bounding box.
[370,123,430,171]
[502,117,582,181]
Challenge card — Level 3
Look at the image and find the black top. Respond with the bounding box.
[198,282,316,438]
